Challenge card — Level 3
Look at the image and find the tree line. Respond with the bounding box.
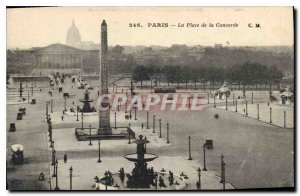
[132,61,283,95]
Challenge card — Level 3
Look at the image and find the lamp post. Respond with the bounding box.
[125,98,128,113]
[220,155,226,190]
[153,115,156,133]
[19,82,23,98]
[128,126,131,144]
[76,106,79,121]
[104,172,108,190]
[49,125,52,142]
[114,112,117,129]
[245,100,248,116]
[155,172,158,190]
[220,154,224,184]
[51,148,56,166]
[89,124,92,145]
[31,83,34,96]
[188,136,192,160]
[54,159,60,190]
[51,99,53,113]
[166,123,170,143]
[270,107,272,123]
[150,76,153,93]
[50,140,54,148]
[134,107,137,120]
[284,111,286,128]
[97,139,102,163]
[225,95,228,110]
[69,167,73,190]
[203,145,207,171]
[207,92,210,104]
[46,101,48,116]
[214,95,216,108]
[81,112,83,130]
[251,92,254,104]
[197,167,201,190]
[64,96,67,112]
[146,112,149,129]
[159,118,162,138]
[235,99,237,112]
[52,157,56,177]
[257,104,260,119]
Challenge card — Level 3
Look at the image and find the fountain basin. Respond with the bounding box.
[95,172,187,190]
[124,153,158,162]
[65,110,98,116]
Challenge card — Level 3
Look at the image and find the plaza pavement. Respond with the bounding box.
[7,77,294,190]
[217,101,294,128]
[48,127,233,190]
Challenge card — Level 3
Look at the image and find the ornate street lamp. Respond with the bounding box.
[203,145,207,171]
[97,139,102,163]
[188,136,192,160]
[197,167,201,190]
[69,166,73,190]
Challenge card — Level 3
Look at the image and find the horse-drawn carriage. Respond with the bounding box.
[11,144,24,164]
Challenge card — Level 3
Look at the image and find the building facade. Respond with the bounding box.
[8,43,99,75]
[7,20,100,75]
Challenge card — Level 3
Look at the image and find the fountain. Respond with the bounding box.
[79,89,96,113]
[95,135,187,190]
[124,135,158,188]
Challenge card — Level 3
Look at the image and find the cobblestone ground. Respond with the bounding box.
[6,78,294,190]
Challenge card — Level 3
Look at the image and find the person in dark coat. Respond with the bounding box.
[64,154,67,163]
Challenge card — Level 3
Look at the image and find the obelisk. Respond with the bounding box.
[98,20,112,134]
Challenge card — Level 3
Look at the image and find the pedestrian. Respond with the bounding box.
[64,154,67,163]
[72,101,74,106]
[61,115,64,121]
[141,123,144,130]
[63,110,65,115]
[38,172,45,181]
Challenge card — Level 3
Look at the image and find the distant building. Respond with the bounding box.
[8,43,99,75]
[66,20,99,50]
[7,20,100,75]
[66,20,82,47]
[214,44,223,48]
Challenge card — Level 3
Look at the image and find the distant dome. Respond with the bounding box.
[66,20,81,46]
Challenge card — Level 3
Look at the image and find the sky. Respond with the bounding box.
[6,7,294,49]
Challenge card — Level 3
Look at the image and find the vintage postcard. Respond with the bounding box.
[6,7,294,191]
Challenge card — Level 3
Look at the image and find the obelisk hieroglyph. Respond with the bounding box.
[98,20,112,134]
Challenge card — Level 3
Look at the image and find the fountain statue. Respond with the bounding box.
[79,89,96,113]
[124,135,158,188]
[94,134,187,190]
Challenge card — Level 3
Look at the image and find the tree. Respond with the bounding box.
[190,67,200,89]
[162,65,177,86]
[132,65,150,89]
[267,66,283,92]
[181,66,191,90]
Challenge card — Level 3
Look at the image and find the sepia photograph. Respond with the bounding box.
[5,6,295,191]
